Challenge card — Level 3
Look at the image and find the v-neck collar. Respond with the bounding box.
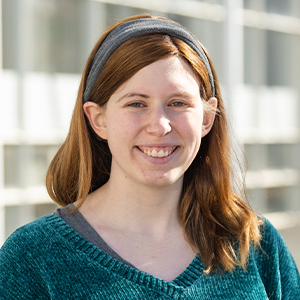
[46,214,206,295]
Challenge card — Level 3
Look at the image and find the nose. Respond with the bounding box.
[145,105,171,136]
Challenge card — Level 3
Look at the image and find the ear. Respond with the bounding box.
[83,102,107,140]
[201,97,218,138]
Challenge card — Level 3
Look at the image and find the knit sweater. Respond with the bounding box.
[0,215,299,299]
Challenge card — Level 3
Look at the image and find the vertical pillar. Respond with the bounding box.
[87,0,107,51]
[0,0,5,246]
[223,0,244,114]
[0,141,5,246]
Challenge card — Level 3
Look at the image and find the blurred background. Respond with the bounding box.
[0,0,299,267]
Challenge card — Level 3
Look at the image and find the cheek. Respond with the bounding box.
[106,113,138,142]
[180,114,203,140]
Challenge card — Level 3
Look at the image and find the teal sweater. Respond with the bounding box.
[0,215,299,299]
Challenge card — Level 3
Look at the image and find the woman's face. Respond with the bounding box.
[98,56,211,189]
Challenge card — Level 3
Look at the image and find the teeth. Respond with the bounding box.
[157,150,164,158]
[152,150,158,157]
[143,149,173,158]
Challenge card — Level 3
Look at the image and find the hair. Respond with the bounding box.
[46,14,261,273]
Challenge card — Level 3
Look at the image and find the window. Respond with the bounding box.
[4,145,60,187]
[266,31,292,86]
[266,0,292,16]
[2,0,87,73]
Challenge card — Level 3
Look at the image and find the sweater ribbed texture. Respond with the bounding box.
[0,216,299,299]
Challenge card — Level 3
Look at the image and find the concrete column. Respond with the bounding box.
[223,0,244,113]
[0,0,5,246]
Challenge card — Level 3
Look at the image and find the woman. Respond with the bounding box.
[0,15,299,299]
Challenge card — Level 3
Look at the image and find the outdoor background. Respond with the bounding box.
[0,0,299,268]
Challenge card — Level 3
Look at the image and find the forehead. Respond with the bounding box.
[113,56,201,97]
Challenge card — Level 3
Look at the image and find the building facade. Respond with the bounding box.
[1,0,300,251]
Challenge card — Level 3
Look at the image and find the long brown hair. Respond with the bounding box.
[46,14,261,272]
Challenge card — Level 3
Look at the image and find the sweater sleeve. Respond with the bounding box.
[255,218,300,299]
[0,224,50,300]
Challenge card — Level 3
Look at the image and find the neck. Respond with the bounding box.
[82,175,183,239]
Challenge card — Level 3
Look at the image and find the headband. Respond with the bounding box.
[83,17,215,103]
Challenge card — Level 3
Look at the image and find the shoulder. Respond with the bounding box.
[257,218,296,265]
[253,217,300,298]
[255,217,298,269]
[0,215,60,261]
[259,217,283,242]
[0,215,62,299]
[1,215,60,251]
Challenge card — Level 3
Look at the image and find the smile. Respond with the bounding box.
[138,146,177,158]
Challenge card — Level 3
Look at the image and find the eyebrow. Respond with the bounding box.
[168,92,197,100]
[117,93,150,102]
[117,91,197,102]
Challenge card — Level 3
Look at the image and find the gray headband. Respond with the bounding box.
[83,18,215,103]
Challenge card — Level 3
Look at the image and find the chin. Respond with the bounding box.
[140,173,183,188]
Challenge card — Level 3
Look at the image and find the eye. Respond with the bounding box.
[128,102,145,108]
[170,101,186,107]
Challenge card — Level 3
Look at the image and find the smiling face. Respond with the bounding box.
[85,56,216,190]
